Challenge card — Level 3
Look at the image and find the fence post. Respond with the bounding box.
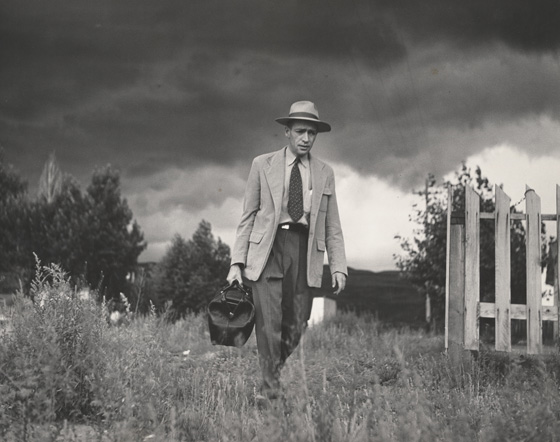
[464,185,480,351]
[445,186,452,351]
[446,188,465,370]
[525,187,542,354]
[495,185,511,352]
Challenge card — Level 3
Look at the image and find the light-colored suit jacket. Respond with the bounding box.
[231,147,347,288]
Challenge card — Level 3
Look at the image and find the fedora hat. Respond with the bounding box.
[275,101,331,133]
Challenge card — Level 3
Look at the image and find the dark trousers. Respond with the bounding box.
[249,227,313,392]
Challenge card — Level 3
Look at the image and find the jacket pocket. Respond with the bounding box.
[319,193,330,212]
[316,239,326,251]
[249,231,264,244]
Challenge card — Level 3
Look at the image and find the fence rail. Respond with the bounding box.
[446,185,560,356]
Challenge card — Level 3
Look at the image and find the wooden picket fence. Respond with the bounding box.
[445,185,560,356]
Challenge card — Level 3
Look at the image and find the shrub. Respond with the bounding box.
[0,259,108,438]
[4,268,560,441]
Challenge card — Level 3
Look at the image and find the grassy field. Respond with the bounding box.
[2,264,560,441]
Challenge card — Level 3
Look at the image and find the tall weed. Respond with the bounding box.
[0,260,107,439]
[3,276,560,441]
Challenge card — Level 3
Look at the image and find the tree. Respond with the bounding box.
[30,163,146,300]
[37,152,63,203]
[395,164,539,329]
[31,175,90,281]
[0,154,146,300]
[152,220,231,319]
[0,149,27,202]
[82,165,146,300]
[0,150,31,278]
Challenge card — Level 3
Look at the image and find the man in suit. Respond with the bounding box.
[227,100,347,399]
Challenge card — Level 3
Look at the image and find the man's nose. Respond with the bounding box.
[302,132,309,141]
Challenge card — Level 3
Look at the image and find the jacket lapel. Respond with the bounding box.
[263,149,328,225]
[310,154,327,223]
[263,148,286,218]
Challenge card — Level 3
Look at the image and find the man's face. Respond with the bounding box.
[285,121,318,157]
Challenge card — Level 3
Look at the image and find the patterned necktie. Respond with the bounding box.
[288,158,304,222]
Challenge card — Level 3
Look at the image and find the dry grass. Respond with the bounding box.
[2,263,560,441]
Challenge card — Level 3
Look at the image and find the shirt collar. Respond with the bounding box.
[285,146,309,168]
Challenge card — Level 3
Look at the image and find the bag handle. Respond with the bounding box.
[220,279,252,302]
[219,280,253,319]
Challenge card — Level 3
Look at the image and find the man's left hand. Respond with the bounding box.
[332,272,346,295]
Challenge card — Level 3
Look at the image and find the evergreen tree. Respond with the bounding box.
[1,154,146,299]
[31,175,89,281]
[0,149,27,202]
[0,150,31,278]
[153,220,231,319]
[37,152,63,203]
[83,165,146,300]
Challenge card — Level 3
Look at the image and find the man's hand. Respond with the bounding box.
[332,272,346,295]
[226,264,244,286]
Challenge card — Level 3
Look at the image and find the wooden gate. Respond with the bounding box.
[445,185,560,356]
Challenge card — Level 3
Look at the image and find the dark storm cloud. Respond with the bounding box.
[1,0,559,196]
[377,0,560,53]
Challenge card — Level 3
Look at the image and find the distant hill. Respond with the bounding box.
[311,266,425,327]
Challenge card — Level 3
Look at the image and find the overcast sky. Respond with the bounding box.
[2,0,560,271]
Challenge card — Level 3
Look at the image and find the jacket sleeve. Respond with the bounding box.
[230,158,261,266]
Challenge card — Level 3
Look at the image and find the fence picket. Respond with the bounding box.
[556,185,560,342]
[525,187,542,354]
[495,186,511,352]
[464,185,480,350]
[446,184,560,360]
[445,187,452,350]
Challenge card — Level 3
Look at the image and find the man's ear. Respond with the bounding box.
[284,126,290,138]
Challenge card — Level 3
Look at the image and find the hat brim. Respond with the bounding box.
[275,117,331,133]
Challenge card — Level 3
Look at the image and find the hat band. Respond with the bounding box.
[288,112,320,121]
